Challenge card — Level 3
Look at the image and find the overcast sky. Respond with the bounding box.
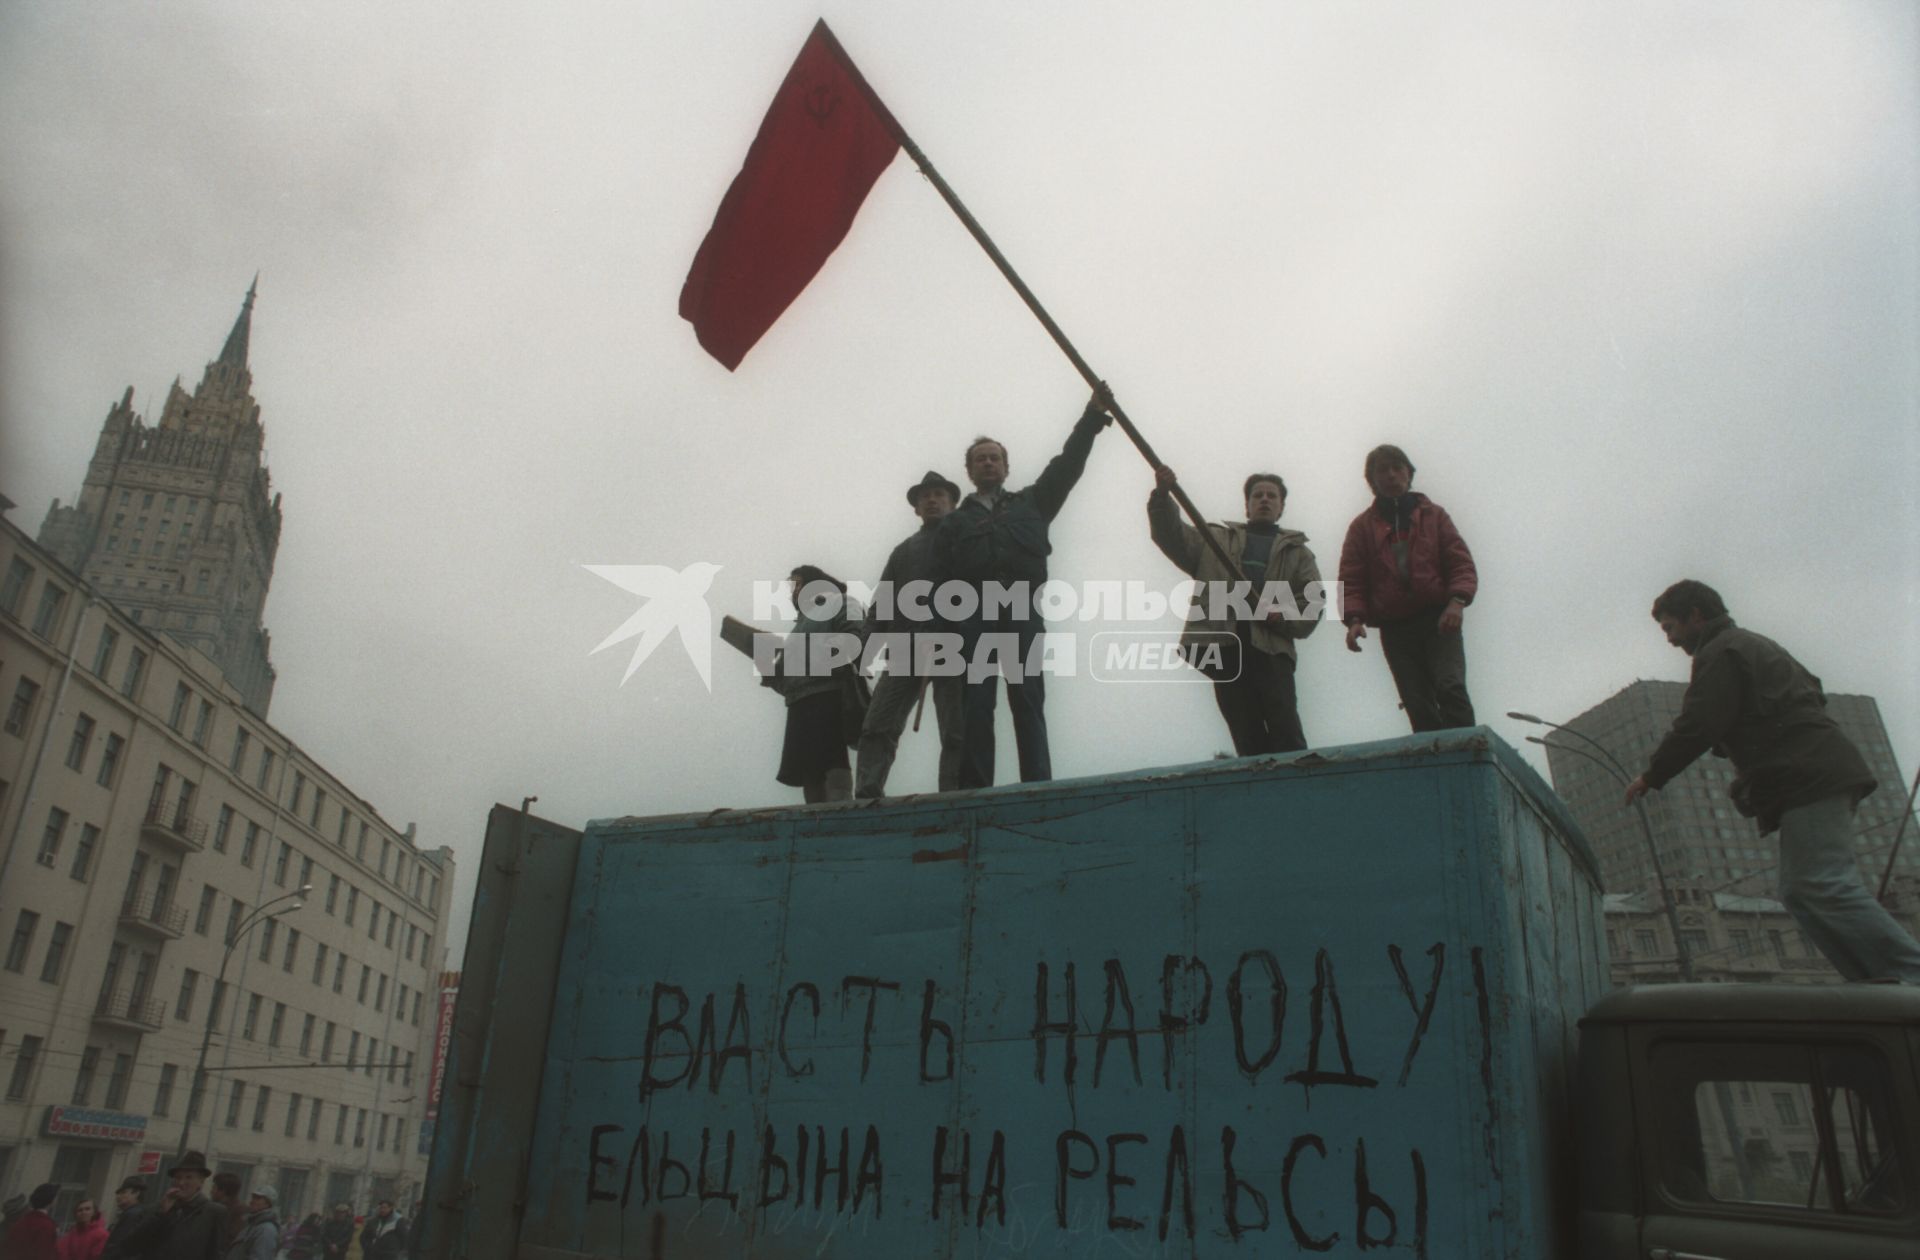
[3,2,1915,954]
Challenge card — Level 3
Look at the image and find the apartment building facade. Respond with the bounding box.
[0,513,455,1218]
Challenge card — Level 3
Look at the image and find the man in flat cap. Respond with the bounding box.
[856,470,966,797]
[122,1153,225,1260]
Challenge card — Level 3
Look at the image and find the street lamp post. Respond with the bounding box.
[1509,712,1696,981]
[178,885,311,1159]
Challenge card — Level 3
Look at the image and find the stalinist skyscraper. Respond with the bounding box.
[38,280,281,713]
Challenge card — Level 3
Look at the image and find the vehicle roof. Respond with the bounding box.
[1583,982,1920,1027]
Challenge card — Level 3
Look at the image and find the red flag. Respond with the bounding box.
[679,21,902,370]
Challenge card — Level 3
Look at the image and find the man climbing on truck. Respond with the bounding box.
[1625,578,1920,983]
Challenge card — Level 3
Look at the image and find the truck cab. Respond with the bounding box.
[1576,983,1920,1258]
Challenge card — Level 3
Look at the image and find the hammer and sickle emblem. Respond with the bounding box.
[804,84,842,127]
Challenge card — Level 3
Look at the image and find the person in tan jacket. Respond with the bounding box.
[1149,466,1323,755]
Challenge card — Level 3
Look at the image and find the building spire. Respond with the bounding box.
[219,274,258,368]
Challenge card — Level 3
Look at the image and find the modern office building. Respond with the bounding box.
[1544,679,1920,983]
[0,289,456,1219]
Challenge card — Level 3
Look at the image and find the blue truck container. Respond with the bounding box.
[425,729,1608,1257]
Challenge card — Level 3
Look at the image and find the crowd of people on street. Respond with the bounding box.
[1,1157,415,1260]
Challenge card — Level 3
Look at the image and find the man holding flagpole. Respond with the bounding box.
[934,393,1112,787]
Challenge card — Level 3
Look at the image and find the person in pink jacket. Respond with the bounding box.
[1338,444,1479,732]
[55,1200,106,1260]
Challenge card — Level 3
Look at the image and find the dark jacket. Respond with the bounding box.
[1337,492,1476,626]
[870,521,944,638]
[934,406,1106,593]
[317,1220,353,1260]
[123,1197,225,1260]
[1643,617,1876,833]
[2,1211,57,1260]
[101,1203,155,1260]
[359,1217,406,1260]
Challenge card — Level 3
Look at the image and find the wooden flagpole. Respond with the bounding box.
[816,21,1244,579]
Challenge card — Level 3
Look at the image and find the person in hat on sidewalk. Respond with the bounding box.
[855,470,967,797]
[121,1153,225,1260]
[358,1203,406,1260]
[0,1184,59,1260]
[222,1191,275,1260]
[99,1181,153,1260]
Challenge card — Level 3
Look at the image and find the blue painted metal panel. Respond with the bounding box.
[512,730,1605,1258]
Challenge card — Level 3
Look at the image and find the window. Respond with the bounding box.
[7,1036,44,1100]
[257,748,275,791]
[311,787,325,828]
[274,842,291,887]
[368,902,380,940]
[285,1092,302,1137]
[298,855,314,890]
[308,1097,323,1141]
[357,822,369,861]
[65,714,94,772]
[377,1113,390,1151]
[397,982,409,1019]
[169,682,191,730]
[337,809,350,846]
[231,728,251,772]
[283,928,300,973]
[72,1046,101,1105]
[194,886,216,935]
[375,973,388,1011]
[348,1031,360,1069]
[322,1022,336,1062]
[380,840,391,878]
[421,932,432,963]
[208,980,228,1030]
[257,918,277,963]
[1653,1040,1907,1216]
[4,910,39,972]
[5,678,39,736]
[412,991,423,1024]
[406,926,417,961]
[36,808,68,865]
[326,876,340,915]
[312,943,329,986]
[243,993,262,1040]
[120,647,147,699]
[105,1052,133,1109]
[333,954,346,993]
[175,969,199,1020]
[192,700,213,747]
[30,583,67,639]
[90,626,119,675]
[96,733,124,788]
[241,822,260,868]
[39,922,73,983]
[357,965,371,1004]
[291,771,306,814]
[300,1013,315,1055]
[345,887,358,926]
[394,1120,406,1155]
[252,1085,271,1132]
[155,1063,178,1117]
[354,1108,367,1148]
[269,1002,286,1048]
[334,1105,348,1145]
[213,805,234,853]
[70,825,99,881]
[0,556,33,615]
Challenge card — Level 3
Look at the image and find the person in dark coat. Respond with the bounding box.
[854,470,966,797]
[1338,444,1478,732]
[99,1181,152,1260]
[763,566,862,803]
[122,1153,226,1260]
[316,1209,353,1260]
[1,1184,58,1260]
[359,1203,406,1260]
[1626,579,1920,982]
[934,390,1113,786]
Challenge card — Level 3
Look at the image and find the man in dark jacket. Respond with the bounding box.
[100,1180,154,1260]
[1338,444,1478,732]
[855,470,966,797]
[1626,580,1920,983]
[317,1207,353,1260]
[359,1203,406,1260]
[934,390,1113,786]
[124,1154,225,1260]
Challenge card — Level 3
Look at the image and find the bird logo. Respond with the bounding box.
[583,562,723,689]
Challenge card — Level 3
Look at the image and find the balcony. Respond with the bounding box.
[119,891,186,939]
[142,801,206,853]
[94,987,165,1033]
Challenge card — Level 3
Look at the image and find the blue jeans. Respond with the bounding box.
[958,617,1049,787]
[1777,795,1920,983]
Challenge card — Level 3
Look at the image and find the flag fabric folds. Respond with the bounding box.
[679,21,902,370]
